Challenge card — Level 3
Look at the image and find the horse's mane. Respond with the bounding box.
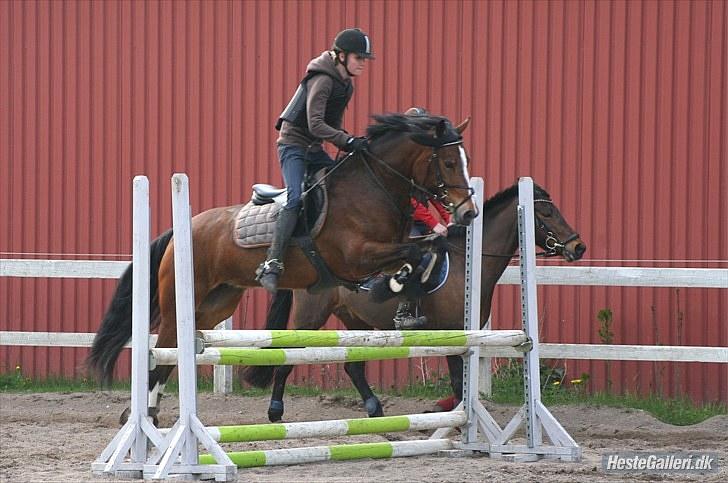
[446,182,551,240]
[366,113,461,146]
[484,182,550,211]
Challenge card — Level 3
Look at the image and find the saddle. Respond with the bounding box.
[233,170,328,249]
[234,170,356,293]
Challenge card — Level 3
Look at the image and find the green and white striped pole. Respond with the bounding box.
[199,439,454,468]
[161,411,466,443]
[197,329,528,348]
[151,346,468,367]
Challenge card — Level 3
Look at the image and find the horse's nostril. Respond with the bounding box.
[462,210,476,223]
[575,243,586,257]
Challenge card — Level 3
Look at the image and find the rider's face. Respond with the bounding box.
[342,52,368,76]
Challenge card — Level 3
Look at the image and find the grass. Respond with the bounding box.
[1,364,725,426]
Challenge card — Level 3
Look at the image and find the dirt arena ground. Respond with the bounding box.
[0,391,725,482]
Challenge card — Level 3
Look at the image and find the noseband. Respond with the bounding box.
[534,199,580,257]
[427,140,475,213]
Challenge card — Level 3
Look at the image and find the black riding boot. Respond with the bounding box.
[256,207,299,293]
[393,300,427,330]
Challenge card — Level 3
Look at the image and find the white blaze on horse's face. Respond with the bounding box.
[458,146,471,183]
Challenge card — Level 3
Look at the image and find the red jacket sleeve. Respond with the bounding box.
[410,198,440,230]
[431,200,452,224]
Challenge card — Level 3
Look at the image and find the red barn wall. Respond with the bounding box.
[1,0,725,403]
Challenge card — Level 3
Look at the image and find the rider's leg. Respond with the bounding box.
[256,144,306,293]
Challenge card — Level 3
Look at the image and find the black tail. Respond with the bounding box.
[86,229,174,386]
[241,289,293,388]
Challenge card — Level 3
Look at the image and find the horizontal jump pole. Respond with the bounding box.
[199,438,454,468]
[151,346,468,367]
[197,329,529,348]
[161,412,467,443]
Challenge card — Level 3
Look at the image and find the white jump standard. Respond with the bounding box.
[93,175,580,481]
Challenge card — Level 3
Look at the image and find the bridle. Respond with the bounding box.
[426,140,475,213]
[445,198,580,258]
[351,140,475,218]
[533,198,580,257]
[301,132,475,225]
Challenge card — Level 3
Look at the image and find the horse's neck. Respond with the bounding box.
[481,199,520,273]
[330,150,413,223]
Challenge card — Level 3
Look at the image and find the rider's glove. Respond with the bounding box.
[344,136,369,153]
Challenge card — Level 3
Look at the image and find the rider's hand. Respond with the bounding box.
[344,136,369,153]
[432,223,448,237]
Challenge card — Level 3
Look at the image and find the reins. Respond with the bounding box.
[444,197,579,258]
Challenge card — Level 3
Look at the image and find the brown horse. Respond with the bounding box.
[243,182,586,422]
[87,113,478,423]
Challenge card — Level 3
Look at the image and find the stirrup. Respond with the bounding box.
[393,302,427,330]
[393,312,427,330]
[255,258,284,280]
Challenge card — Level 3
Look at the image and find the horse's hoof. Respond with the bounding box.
[119,407,160,426]
[149,407,160,427]
[365,397,384,417]
[268,400,284,422]
[119,407,131,426]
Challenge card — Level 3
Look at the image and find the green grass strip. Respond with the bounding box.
[270,330,339,347]
[401,331,467,346]
[345,347,411,361]
[329,441,394,460]
[217,424,287,443]
[199,451,267,468]
[346,415,411,435]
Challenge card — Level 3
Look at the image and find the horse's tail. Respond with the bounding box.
[86,229,174,386]
[241,289,293,388]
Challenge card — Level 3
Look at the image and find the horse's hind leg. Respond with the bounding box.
[266,290,336,422]
[268,364,294,422]
[336,309,384,417]
[344,361,384,417]
[121,277,245,426]
[431,354,463,412]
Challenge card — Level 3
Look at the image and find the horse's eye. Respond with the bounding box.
[444,159,457,169]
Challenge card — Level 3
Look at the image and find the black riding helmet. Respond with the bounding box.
[332,28,375,59]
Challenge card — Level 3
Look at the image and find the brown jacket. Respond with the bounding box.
[277,51,353,151]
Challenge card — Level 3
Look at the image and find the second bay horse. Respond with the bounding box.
[244,182,586,421]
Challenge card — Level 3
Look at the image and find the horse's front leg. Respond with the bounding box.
[344,361,384,417]
[268,365,295,422]
[357,240,425,270]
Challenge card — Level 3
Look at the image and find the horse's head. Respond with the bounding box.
[366,114,478,226]
[532,185,587,261]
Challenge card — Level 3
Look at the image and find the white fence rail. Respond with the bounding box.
[2,259,727,287]
[2,258,727,392]
[1,331,725,363]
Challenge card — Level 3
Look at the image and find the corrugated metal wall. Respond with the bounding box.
[1,0,726,403]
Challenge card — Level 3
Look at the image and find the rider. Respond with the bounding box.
[392,106,452,329]
[256,28,375,293]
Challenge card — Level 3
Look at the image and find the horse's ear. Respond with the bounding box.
[435,119,448,138]
[455,117,471,134]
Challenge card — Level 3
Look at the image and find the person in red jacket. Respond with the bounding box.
[393,107,452,329]
[410,197,451,237]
